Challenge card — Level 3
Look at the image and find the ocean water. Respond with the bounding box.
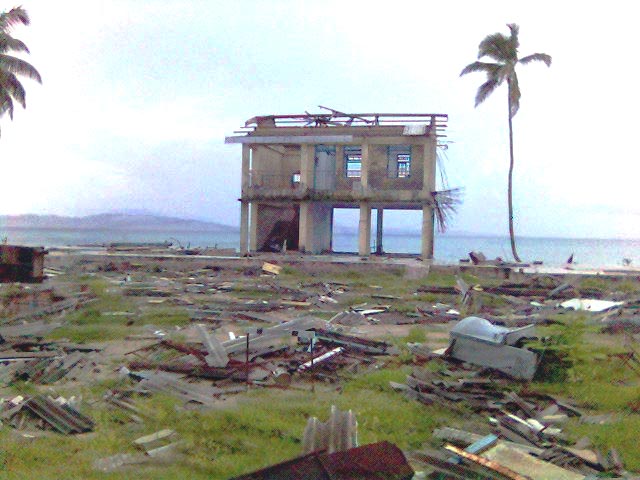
[1,227,639,268]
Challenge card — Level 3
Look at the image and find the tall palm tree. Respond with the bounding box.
[0,6,41,137]
[461,24,550,262]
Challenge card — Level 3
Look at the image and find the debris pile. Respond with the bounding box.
[120,319,394,406]
[394,359,631,478]
[1,395,94,434]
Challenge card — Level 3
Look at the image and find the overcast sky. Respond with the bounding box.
[0,1,637,239]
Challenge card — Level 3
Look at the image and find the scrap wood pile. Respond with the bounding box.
[121,264,351,312]
[417,274,640,334]
[416,275,605,300]
[0,334,105,387]
[0,284,96,323]
[600,298,640,333]
[391,313,636,478]
[393,363,630,478]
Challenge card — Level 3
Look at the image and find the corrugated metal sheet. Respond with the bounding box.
[23,396,94,434]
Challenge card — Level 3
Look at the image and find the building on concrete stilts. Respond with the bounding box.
[225,110,448,260]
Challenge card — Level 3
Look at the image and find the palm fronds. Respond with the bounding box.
[461,23,551,116]
[431,188,463,233]
[475,77,501,107]
[460,61,501,77]
[519,53,552,67]
[0,6,40,137]
[0,7,30,30]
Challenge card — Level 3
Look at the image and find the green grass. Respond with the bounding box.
[43,278,192,342]
[578,277,609,292]
[527,312,640,470]
[139,309,190,327]
[404,326,427,344]
[562,414,640,471]
[0,368,465,479]
[612,279,640,294]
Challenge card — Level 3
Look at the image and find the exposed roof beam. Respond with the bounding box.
[225,135,354,145]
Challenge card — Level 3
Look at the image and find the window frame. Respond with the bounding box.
[387,145,412,178]
[344,146,362,178]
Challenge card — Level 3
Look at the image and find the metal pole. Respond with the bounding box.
[246,332,250,390]
[310,336,315,393]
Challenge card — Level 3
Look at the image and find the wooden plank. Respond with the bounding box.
[449,434,498,464]
[481,443,585,480]
[445,445,533,480]
[262,262,282,275]
[225,135,354,144]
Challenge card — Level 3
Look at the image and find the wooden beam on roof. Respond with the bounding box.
[225,135,354,145]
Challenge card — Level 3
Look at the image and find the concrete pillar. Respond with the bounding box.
[421,205,434,260]
[421,129,438,260]
[358,202,371,257]
[241,144,251,193]
[299,201,311,253]
[375,208,383,255]
[249,202,258,252]
[361,143,370,188]
[240,201,249,255]
[329,207,334,252]
[423,135,437,191]
[300,145,314,189]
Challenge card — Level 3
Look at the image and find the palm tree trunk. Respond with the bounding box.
[507,85,521,262]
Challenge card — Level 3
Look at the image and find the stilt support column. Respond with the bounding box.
[358,202,371,257]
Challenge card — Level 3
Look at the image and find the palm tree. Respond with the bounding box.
[0,6,41,137]
[461,24,550,262]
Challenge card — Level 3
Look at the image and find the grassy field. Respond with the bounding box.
[1,268,639,477]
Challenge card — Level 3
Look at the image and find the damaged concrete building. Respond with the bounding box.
[225,110,447,258]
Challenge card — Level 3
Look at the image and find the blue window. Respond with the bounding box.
[388,146,411,178]
[344,146,362,178]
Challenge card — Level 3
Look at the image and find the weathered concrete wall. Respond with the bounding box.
[334,140,430,194]
[252,145,301,188]
[300,203,332,254]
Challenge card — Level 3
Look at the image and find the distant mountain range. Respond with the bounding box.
[0,213,238,232]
